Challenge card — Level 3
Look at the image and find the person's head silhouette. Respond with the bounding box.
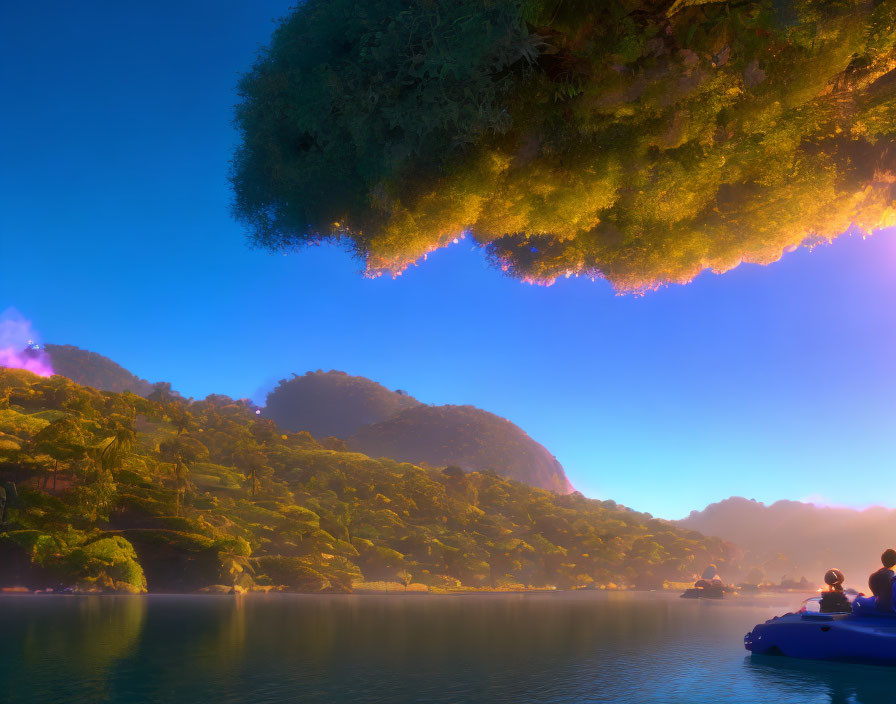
[882,549,896,569]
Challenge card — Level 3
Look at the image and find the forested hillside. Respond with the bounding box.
[45,344,155,396]
[265,371,575,493]
[350,404,574,494]
[0,368,733,593]
[42,349,573,493]
[264,370,420,438]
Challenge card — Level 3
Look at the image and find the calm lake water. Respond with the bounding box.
[1,591,893,704]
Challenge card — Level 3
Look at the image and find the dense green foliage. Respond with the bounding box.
[350,404,573,494]
[0,368,733,592]
[45,344,155,396]
[233,0,896,291]
[264,370,420,438]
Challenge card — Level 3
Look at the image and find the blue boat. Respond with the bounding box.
[745,600,896,665]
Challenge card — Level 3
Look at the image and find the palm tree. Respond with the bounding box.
[158,436,205,515]
[100,421,137,480]
[168,406,195,436]
[232,443,267,498]
[171,459,190,516]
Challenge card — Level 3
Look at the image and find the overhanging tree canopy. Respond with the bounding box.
[232,0,896,292]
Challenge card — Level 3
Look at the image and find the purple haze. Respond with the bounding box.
[0,308,54,377]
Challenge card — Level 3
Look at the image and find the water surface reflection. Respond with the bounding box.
[1,592,893,703]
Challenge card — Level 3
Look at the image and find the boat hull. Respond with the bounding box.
[681,585,724,599]
[745,612,896,665]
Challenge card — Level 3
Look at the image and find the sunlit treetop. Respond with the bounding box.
[232,0,896,292]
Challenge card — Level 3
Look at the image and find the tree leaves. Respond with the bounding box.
[233,0,896,292]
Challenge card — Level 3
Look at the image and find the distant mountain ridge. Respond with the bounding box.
[45,344,155,396]
[263,371,574,494]
[677,497,896,588]
[29,352,574,494]
[263,371,421,438]
[350,404,574,495]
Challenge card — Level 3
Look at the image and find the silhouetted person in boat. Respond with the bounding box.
[819,569,851,613]
[868,549,896,611]
[687,564,724,597]
[694,564,723,589]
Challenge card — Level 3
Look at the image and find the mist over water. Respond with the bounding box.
[1,592,893,704]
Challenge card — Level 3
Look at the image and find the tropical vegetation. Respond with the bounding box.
[0,367,734,593]
[233,0,896,291]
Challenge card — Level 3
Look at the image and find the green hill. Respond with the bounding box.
[350,404,574,494]
[263,370,421,438]
[45,344,155,396]
[264,371,575,493]
[0,368,733,593]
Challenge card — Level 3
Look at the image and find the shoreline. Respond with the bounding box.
[0,586,820,598]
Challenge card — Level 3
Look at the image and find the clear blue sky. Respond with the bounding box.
[2,2,895,519]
